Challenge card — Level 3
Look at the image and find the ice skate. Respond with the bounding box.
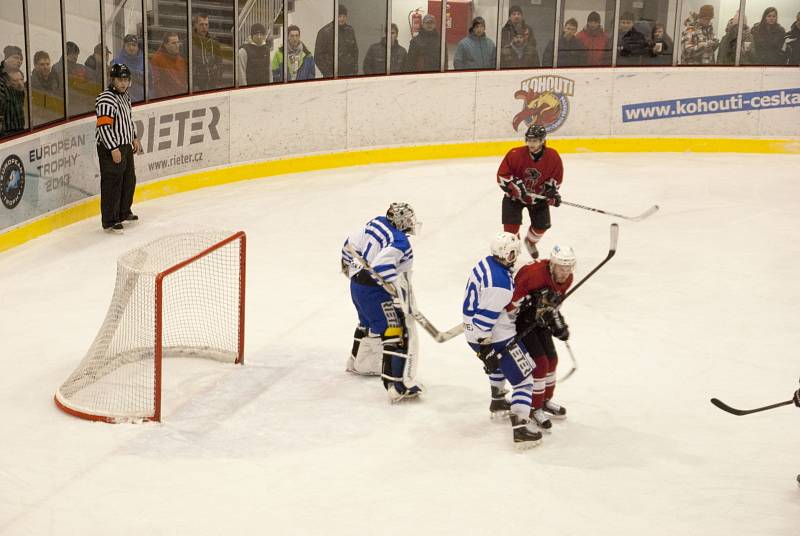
[510,414,542,448]
[123,213,139,222]
[544,399,567,420]
[387,383,422,404]
[103,222,124,234]
[530,407,552,432]
[489,386,511,419]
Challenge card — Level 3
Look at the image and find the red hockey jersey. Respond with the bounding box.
[497,146,564,202]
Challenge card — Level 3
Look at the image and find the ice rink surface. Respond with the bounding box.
[1,152,799,535]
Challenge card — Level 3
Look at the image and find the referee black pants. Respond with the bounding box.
[97,144,137,228]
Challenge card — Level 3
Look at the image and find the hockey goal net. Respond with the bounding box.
[55,231,246,423]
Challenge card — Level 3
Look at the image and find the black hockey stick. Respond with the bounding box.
[482,223,620,366]
[709,398,793,416]
[345,244,463,343]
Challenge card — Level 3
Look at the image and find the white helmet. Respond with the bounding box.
[549,244,576,270]
[490,232,521,266]
[387,202,418,234]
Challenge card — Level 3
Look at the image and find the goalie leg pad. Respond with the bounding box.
[352,334,382,376]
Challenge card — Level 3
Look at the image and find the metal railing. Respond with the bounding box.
[237,0,283,47]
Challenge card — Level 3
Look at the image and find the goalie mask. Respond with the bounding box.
[549,244,576,283]
[387,202,419,235]
[490,232,521,267]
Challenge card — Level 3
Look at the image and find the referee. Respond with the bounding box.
[95,63,141,233]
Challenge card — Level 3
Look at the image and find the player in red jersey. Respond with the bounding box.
[508,244,575,431]
[496,124,564,258]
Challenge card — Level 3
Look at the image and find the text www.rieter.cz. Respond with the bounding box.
[147,151,204,172]
[622,88,800,122]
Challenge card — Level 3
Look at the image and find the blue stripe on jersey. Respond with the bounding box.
[475,308,500,319]
[473,318,495,330]
[478,260,491,287]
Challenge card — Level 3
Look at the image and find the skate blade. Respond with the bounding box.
[490,410,510,421]
[514,438,543,450]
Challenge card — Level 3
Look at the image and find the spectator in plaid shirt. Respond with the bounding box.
[681,5,719,64]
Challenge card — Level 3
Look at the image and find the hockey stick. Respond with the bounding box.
[557,340,577,382]
[561,200,659,222]
[345,244,463,343]
[530,192,659,222]
[709,398,794,416]
[482,223,620,365]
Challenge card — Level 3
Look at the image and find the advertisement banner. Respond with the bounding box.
[133,95,230,183]
[0,119,98,230]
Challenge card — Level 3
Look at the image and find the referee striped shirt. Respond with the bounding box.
[95,88,136,150]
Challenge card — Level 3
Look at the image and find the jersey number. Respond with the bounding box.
[462,282,479,316]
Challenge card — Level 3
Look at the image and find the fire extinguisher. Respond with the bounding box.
[409,8,423,37]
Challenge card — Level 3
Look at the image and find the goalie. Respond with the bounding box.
[341,202,423,403]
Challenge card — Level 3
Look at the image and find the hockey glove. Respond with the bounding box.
[499,176,522,201]
[545,309,570,341]
[543,182,561,207]
[476,339,499,374]
[793,388,800,408]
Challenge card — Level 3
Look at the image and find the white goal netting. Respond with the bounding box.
[55,231,246,422]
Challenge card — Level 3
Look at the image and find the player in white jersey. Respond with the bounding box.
[341,202,422,402]
[462,232,542,447]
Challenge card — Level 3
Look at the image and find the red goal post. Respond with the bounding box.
[55,231,246,423]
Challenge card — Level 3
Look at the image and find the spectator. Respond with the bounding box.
[53,41,94,115]
[30,50,63,125]
[85,43,111,87]
[272,25,315,82]
[238,23,272,86]
[315,4,359,77]
[500,26,540,69]
[454,16,496,70]
[576,12,611,65]
[616,12,652,65]
[752,7,787,65]
[785,12,800,65]
[405,14,441,73]
[647,23,675,65]
[681,5,719,64]
[718,12,755,65]
[500,5,531,48]
[543,18,586,67]
[192,13,224,90]
[149,32,188,98]
[363,23,407,74]
[1,46,23,84]
[0,69,27,137]
[112,35,144,101]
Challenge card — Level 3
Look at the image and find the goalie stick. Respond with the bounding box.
[482,223,620,367]
[709,398,794,416]
[345,244,463,343]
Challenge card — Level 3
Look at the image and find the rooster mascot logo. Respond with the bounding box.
[512,75,574,133]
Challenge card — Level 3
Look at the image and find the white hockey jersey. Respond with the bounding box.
[342,216,413,283]
[462,255,517,344]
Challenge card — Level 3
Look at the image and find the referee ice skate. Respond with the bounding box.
[95,63,141,233]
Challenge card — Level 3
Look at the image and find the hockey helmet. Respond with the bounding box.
[490,232,521,266]
[525,124,547,141]
[549,244,576,280]
[386,202,418,234]
[109,63,131,79]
